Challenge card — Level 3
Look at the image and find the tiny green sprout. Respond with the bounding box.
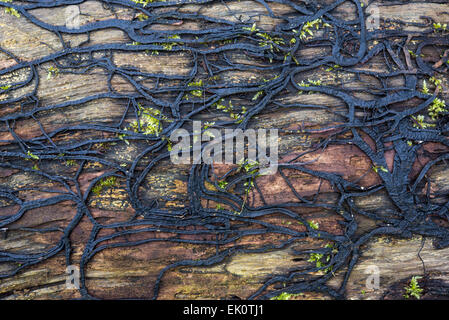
[308,243,336,274]
[429,77,442,90]
[297,79,321,94]
[428,98,446,120]
[308,79,322,86]
[118,133,130,145]
[203,122,215,138]
[0,85,11,91]
[47,66,59,79]
[283,52,299,65]
[252,91,263,101]
[32,164,39,170]
[433,22,448,32]
[131,0,150,7]
[299,19,331,41]
[407,140,413,147]
[408,50,424,59]
[217,180,228,190]
[326,64,341,72]
[256,32,285,54]
[361,290,366,295]
[404,276,423,299]
[161,136,173,151]
[214,98,227,110]
[136,13,149,21]
[307,252,332,273]
[203,122,215,130]
[161,34,181,50]
[243,180,254,189]
[129,41,142,46]
[27,151,39,160]
[203,129,215,138]
[308,220,319,230]
[216,204,223,210]
[214,99,246,123]
[243,22,258,33]
[270,292,301,300]
[372,165,388,173]
[422,80,429,94]
[187,79,204,97]
[240,159,259,175]
[411,115,435,129]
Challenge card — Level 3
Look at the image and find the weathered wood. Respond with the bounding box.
[1,0,449,300]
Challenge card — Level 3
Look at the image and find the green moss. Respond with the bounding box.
[187,79,203,97]
[297,79,321,94]
[308,220,319,230]
[65,160,76,167]
[162,34,181,50]
[131,0,167,7]
[307,243,337,274]
[256,32,285,53]
[47,66,59,79]
[136,13,148,21]
[270,292,302,300]
[5,7,20,18]
[92,176,118,196]
[214,99,246,124]
[128,104,166,136]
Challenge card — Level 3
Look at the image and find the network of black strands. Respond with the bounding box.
[0,0,448,299]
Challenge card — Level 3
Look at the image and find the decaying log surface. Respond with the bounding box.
[1,0,449,300]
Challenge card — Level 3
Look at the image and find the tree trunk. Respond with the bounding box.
[0,0,449,300]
